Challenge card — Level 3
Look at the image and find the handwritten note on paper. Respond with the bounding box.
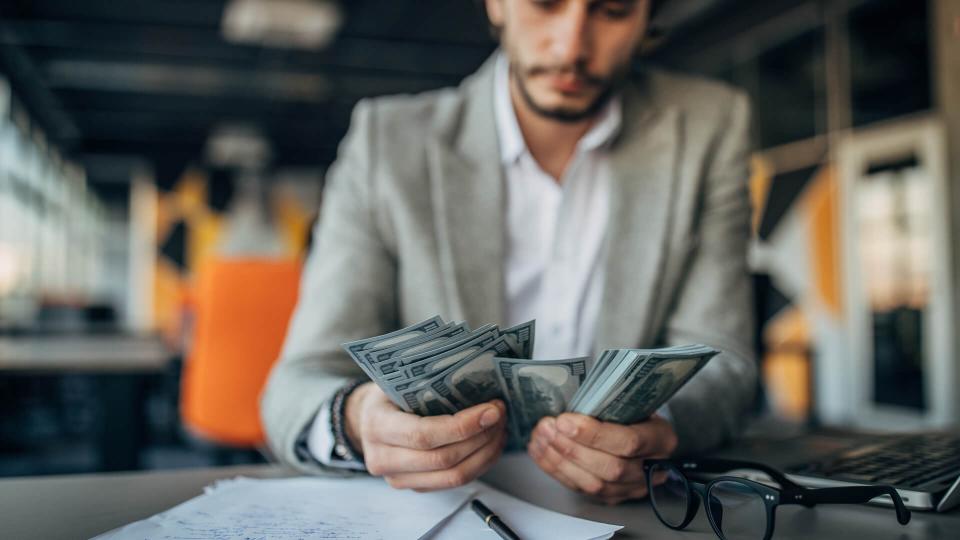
[94,476,475,540]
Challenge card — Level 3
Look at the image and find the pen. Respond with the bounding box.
[471,498,521,540]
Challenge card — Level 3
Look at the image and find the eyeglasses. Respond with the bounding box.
[643,458,911,540]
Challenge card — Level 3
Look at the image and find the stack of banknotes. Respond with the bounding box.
[342,316,718,445]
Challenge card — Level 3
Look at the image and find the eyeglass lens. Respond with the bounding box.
[649,462,689,527]
[708,480,768,540]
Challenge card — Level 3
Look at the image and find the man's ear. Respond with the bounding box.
[484,0,505,27]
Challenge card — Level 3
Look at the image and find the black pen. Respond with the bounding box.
[471,498,521,540]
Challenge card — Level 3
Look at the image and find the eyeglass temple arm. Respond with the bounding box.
[678,459,806,490]
[781,485,911,525]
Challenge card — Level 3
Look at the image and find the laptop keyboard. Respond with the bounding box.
[791,432,960,490]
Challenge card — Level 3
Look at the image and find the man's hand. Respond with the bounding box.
[527,412,678,505]
[344,382,507,491]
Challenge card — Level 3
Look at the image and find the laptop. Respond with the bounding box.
[712,428,960,512]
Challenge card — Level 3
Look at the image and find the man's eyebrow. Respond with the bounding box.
[597,0,640,6]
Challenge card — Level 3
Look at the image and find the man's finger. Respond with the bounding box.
[375,399,505,450]
[529,436,606,496]
[384,428,506,490]
[553,413,671,458]
[546,430,646,483]
[529,433,650,504]
[528,440,581,493]
[365,425,497,476]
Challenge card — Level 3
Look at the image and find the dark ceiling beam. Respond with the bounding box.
[2,0,491,44]
[55,105,353,146]
[76,135,340,163]
[64,110,348,150]
[76,135,204,153]
[1,19,494,78]
[68,122,211,143]
[43,60,333,102]
[63,108,336,131]
[339,0,492,46]
[40,57,460,102]
[79,153,150,181]
[328,37,492,79]
[1,0,225,29]
[51,88,360,118]
[3,20,255,64]
[24,46,472,87]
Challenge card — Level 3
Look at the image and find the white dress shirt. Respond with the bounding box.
[308,54,623,466]
[497,56,620,359]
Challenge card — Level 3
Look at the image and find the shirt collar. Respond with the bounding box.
[493,53,622,166]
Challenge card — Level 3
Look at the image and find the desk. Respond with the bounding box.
[0,334,172,471]
[1,454,958,540]
[0,335,170,373]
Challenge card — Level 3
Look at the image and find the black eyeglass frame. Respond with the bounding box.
[642,458,911,540]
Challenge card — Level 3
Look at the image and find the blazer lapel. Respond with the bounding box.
[426,59,682,342]
[596,82,683,351]
[427,58,506,327]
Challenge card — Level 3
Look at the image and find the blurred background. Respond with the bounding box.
[0,0,957,477]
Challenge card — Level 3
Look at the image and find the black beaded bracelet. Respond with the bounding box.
[330,379,367,465]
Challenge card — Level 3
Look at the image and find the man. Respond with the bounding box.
[261,0,756,505]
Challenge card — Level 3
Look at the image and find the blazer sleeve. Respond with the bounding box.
[260,99,397,475]
[663,91,758,456]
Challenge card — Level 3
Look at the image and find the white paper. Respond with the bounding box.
[94,475,620,540]
[429,482,622,540]
[94,476,476,540]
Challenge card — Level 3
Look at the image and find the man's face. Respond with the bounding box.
[486,0,650,122]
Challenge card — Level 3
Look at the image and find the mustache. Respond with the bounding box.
[522,64,608,87]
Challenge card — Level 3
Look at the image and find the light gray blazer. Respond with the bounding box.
[261,54,757,475]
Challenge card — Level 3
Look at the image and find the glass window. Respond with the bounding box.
[855,155,928,411]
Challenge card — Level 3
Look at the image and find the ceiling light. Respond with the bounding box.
[206,124,272,169]
[222,0,342,50]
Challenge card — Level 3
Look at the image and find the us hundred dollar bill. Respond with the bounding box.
[427,336,517,409]
[366,323,470,376]
[495,356,589,445]
[500,320,535,359]
[396,329,501,380]
[341,316,445,376]
[594,354,712,424]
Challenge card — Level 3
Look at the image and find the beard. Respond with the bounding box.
[509,59,629,123]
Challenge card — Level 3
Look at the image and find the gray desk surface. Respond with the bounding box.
[0,334,170,373]
[2,454,958,540]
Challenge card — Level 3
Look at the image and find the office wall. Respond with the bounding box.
[933,0,960,424]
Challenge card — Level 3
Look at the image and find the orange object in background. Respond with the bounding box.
[181,258,301,448]
[762,307,812,422]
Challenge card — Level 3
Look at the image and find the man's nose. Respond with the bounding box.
[550,4,591,66]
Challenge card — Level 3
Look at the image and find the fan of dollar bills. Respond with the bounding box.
[342,316,718,446]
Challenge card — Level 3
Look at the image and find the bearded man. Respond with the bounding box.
[262,0,756,505]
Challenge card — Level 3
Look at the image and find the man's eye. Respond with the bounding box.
[531,0,561,10]
[603,8,631,18]
[530,0,560,11]
[596,2,634,19]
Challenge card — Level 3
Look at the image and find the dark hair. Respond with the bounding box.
[475,1,668,38]
[475,1,667,17]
